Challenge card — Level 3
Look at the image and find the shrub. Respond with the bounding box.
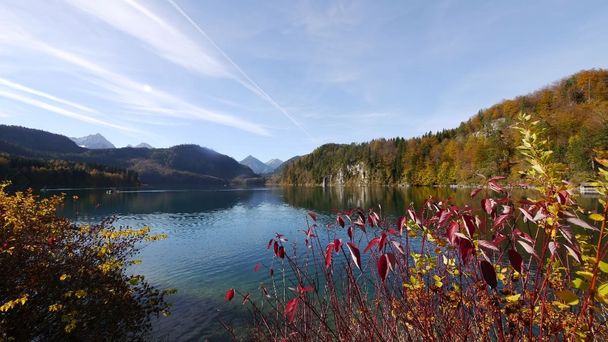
[225,113,608,341]
[0,185,172,340]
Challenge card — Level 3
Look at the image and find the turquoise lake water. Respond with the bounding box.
[54,186,599,341]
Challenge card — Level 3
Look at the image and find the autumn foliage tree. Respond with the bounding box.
[0,185,172,340]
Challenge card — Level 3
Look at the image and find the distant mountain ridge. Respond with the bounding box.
[240,155,283,174]
[0,125,259,187]
[70,133,115,149]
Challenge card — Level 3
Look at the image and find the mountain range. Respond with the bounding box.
[239,155,283,174]
[0,125,261,188]
[2,69,606,189]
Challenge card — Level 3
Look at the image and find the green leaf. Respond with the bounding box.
[555,290,579,306]
[599,283,608,297]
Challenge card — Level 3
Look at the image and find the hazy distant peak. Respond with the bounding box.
[266,159,283,169]
[135,142,153,149]
[240,155,271,174]
[70,133,115,149]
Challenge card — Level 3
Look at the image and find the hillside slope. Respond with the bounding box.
[279,69,608,186]
[0,126,257,187]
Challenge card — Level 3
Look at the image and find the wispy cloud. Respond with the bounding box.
[166,0,314,141]
[0,78,97,114]
[66,0,230,79]
[0,88,134,131]
[0,12,271,137]
[64,0,306,139]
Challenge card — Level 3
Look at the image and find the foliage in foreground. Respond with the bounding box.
[0,185,172,340]
[227,113,608,341]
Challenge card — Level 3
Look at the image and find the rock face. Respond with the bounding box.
[321,162,370,186]
[70,134,115,149]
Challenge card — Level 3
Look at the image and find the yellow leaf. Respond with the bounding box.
[505,294,521,302]
[576,271,594,280]
[599,283,608,297]
[555,290,579,306]
[552,300,570,310]
[59,274,70,281]
[599,261,608,274]
[433,275,443,288]
[589,213,605,222]
[75,290,87,299]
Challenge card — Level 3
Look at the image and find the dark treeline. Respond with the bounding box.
[0,154,139,189]
[279,69,608,186]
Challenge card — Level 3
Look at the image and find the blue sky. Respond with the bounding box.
[1,0,607,161]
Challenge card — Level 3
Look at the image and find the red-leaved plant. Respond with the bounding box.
[223,114,608,341]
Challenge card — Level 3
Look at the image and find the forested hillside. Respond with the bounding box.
[0,154,139,189]
[279,69,608,186]
[0,126,258,188]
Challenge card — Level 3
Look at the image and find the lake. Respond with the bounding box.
[54,186,599,341]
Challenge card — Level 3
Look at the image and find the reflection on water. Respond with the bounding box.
[51,186,598,341]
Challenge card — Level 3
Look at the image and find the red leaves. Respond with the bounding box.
[325,243,334,269]
[347,226,354,241]
[470,187,483,198]
[447,221,459,245]
[377,254,389,282]
[556,190,569,205]
[478,240,499,252]
[325,239,342,269]
[517,240,539,260]
[367,211,380,227]
[458,238,475,265]
[333,239,342,252]
[493,214,511,230]
[462,215,476,237]
[364,237,381,253]
[508,249,523,273]
[277,246,285,259]
[481,198,496,216]
[519,207,536,223]
[397,216,406,235]
[225,288,235,301]
[336,215,345,228]
[297,284,314,295]
[567,217,598,231]
[285,298,299,323]
[488,178,505,193]
[479,260,497,289]
[346,242,362,269]
[254,263,261,272]
[308,211,317,222]
[364,233,387,253]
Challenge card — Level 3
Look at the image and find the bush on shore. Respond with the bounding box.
[0,185,171,340]
[226,113,608,341]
